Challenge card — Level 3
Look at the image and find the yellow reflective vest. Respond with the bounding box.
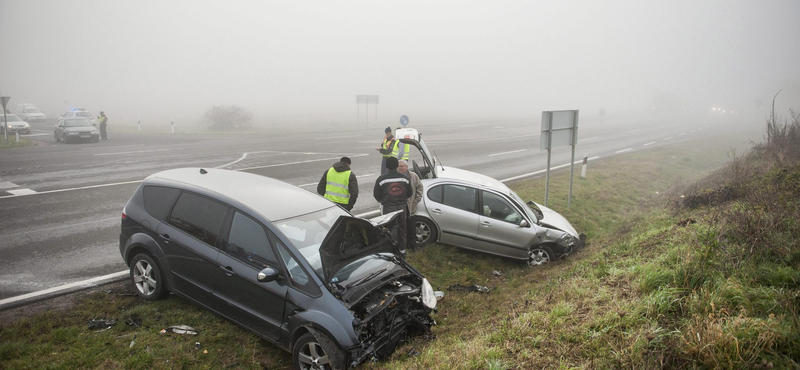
[324,167,351,205]
[381,137,399,158]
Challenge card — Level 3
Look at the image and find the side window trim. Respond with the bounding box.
[268,231,321,298]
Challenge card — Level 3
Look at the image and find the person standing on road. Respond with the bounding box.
[373,157,412,255]
[398,160,423,250]
[376,127,398,175]
[317,156,359,212]
[98,111,108,140]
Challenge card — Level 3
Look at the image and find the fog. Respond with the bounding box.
[1,0,798,126]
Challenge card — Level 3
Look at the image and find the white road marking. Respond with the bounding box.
[0,180,143,199]
[0,270,129,309]
[312,135,361,140]
[216,153,248,169]
[678,133,685,136]
[492,126,506,129]
[615,148,633,154]
[7,188,37,195]
[580,137,600,142]
[30,129,51,133]
[0,217,120,238]
[299,173,376,187]
[643,142,656,146]
[82,144,144,150]
[698,127,704,131]
[94,148,183,156]
[21,133,50,137]
[690,130,696,133]
[664,137,673,141]
[427,133,538,144]
[499,156,601,182]
[0,181,18,190]
[233,153,370,171]
[488,149,527,157]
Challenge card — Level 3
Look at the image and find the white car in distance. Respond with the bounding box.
[17,104,47,122]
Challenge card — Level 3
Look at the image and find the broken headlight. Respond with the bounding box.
[421,278,436,310]
[556,233,574,249]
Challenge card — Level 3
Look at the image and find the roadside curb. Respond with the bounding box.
[0,271,128,311]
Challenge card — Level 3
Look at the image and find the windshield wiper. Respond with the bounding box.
[345,268,387,290]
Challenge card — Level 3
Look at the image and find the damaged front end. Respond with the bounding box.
[318,212,436,368]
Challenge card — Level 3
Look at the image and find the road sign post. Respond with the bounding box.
[171,118,174,134]
[138,118,141,132]
[1,96,11,144]
[356,95,379,125]
[540,110,579,208]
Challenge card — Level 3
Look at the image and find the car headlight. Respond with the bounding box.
[556,233,574,248]
[68,132,79,135]
[421,278,437,310]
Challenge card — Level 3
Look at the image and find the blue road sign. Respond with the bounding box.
[400,115,409,126]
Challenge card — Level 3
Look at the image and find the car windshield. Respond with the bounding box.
[76,112,93,117]
[24,108,40,113]
[273,206,347,275]
[64,119,93,127]
[0,115,23,122]
[509,190,539,222]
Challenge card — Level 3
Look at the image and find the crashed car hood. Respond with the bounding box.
[318,211,403,283]
[533,202,579,238]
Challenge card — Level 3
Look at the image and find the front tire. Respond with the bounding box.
[527,245,555,267]
[54,132,60,142]
[293,332,346,370]
[129,253,168,300]
[412,216,438,247]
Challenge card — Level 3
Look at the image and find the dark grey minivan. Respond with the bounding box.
[119,168,436,369]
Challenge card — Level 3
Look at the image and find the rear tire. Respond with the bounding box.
[129,253,168,300]
[412,216,438,247]
[293,332,346,370]
[54,132,60,142]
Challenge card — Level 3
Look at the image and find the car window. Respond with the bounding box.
[482,191,523,224]
[226,212,277,269]
[273,206,348,275]
[64,119,93,127]
[76,112,92,117]
[143,186,180,221]
[273,235,315,292]
[168,192,227,247]
[443,184,477,213]
[427,185,443,203]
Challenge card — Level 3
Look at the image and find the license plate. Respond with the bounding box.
[80,135,90,138]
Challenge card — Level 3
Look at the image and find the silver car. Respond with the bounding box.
[412,177,585,266]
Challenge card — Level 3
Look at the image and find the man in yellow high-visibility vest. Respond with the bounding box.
[317,156,359,211]
[376,126,398,175]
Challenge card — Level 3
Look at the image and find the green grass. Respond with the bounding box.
[0,137,33,149]
[3,129,798,369]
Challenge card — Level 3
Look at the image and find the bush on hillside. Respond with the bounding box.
[204,105,253,131]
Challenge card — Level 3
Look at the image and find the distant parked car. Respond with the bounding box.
[119,168,436,369]
[60,108,99,126]
[413,177,585,266]
[17,104,46,122]
[0,114,32,134]
[54,118,100,143]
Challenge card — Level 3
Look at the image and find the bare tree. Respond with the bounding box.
[205,105,253,130]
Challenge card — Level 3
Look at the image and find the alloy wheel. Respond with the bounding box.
[297,341,331,370]
[415,221,431,244]
[527,248,551,266]
[133,260,157,296]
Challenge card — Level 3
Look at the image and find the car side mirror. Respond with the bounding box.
[257,267,280,282]
[519,219,529,228]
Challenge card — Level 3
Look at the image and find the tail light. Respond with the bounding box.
[122,207,127,220]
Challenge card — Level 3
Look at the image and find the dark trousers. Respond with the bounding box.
[99,123,108,139]
[382,204,407,253]
[380,156,389,175]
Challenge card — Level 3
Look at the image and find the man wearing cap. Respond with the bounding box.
[98,111,108,140]
[317,156,359,211]
[373,157,412,255]
[376,126,398,175]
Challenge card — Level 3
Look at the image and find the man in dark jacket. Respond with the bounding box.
[317,157,359,211]
[373,157,412,254]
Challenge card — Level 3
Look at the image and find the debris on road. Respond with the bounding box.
[195,341,202,350]
[160,325,198,335]
[125,315,142,328]
[492,270,503,277]
[129,335,136,348]
[87,318,116,331]
[434,291,444,299]
[447,284,490,293]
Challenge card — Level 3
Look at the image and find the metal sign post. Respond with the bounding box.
[540,110,579,208]
[356,95,379,124]
[1,96,10,144]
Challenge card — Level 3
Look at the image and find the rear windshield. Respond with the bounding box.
[76,112,93,117]
[64,119,93,127]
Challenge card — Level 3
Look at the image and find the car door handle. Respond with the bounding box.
[432,208,442,214]
[481,221,491,227]
[158,233,171,243]
[220,265,237,277]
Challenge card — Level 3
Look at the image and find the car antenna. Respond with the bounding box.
[433,150,444,171]
[199,168,208,174]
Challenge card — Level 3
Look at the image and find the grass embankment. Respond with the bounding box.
[0,137,33,149]
[2,122,798,369]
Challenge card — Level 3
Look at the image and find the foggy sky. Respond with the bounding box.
[1,0,798,125]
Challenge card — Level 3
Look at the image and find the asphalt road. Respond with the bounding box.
[0,114,753,300]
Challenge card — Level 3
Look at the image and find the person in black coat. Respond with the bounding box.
[373,157,412,254]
